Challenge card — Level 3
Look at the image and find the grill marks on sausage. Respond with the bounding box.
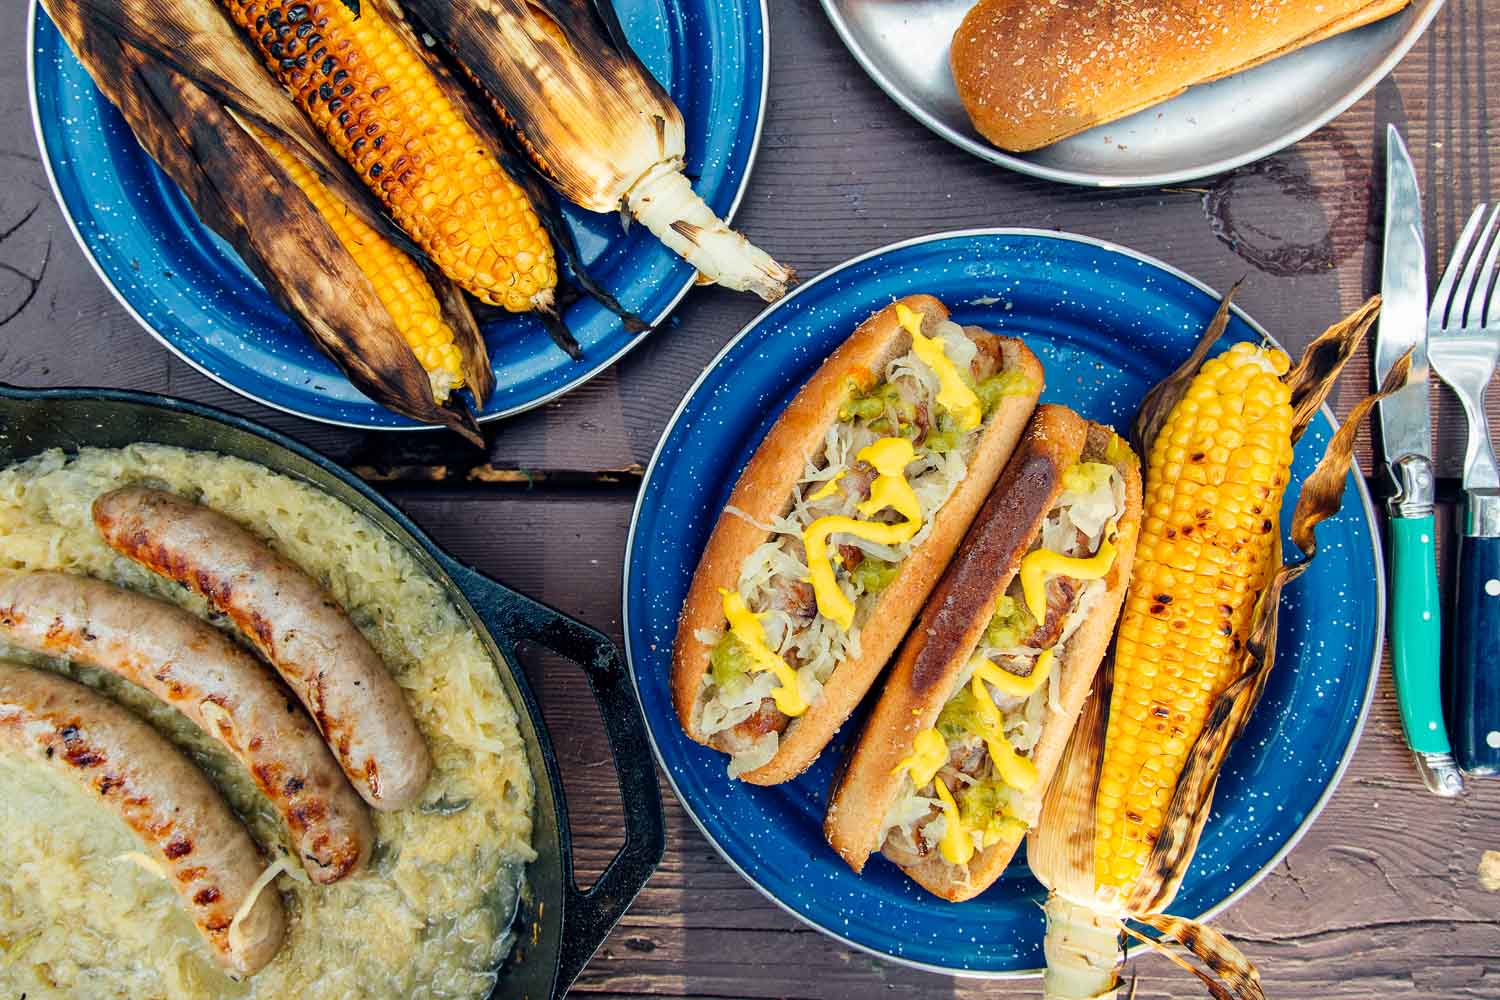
[0,572,372,883]
[92,487,432,811]
[0,666,282,972]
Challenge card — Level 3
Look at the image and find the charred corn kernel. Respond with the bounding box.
[256,130,464,400]
[1094,342,1293,892]
[222,0,555,310]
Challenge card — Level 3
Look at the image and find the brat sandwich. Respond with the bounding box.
[824,405,1142,899]
[672,294,1044,783]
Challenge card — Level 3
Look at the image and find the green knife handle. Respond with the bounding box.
[1390,515,1450,754]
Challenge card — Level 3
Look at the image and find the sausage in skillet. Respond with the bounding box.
[92,487,432,810]
[0,663,286,976]
[0,571,372,882]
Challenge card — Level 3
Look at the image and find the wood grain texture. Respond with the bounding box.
[6,0,1500,995]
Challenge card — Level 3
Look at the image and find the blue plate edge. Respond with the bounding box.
[618,226,1387,979]
[24,0,773,430]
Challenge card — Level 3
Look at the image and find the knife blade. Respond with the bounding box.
[1377,124,1462,797]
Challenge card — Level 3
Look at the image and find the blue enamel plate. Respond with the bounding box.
[28,0,767,428]
[623,229,1383,975]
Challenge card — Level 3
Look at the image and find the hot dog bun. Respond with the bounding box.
[824,405,1142,901]
[951,0,1410,152]
[672,295,1044,785]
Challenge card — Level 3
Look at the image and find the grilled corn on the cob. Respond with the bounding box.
[257,129,467,401]
[401,0,793,302]
[221,0,557,311]
[1095,342,1293,892]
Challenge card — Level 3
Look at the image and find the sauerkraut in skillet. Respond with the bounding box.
[0,445,535,999]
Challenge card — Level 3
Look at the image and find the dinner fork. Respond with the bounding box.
[1428,204,1500,775]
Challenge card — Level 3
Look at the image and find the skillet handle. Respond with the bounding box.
[438,557,665,996]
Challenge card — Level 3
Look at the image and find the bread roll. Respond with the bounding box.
[951,0,1411,152]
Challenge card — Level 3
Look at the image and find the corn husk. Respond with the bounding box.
[399,0,795,301]
[363,0,648,358]
[1028,292,1403,999]
[42,0,500,441]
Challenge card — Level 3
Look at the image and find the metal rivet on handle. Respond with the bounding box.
[1486,579,1500,597]
[1488,731,1500,749]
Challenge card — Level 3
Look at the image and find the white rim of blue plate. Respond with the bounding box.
[26,0,771,430]
[621,226,1385,978]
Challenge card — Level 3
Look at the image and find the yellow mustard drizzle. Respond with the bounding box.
[970,648,1054,700]
[894,303,981,432]
[890,728,948,788]
[718,589,808,717]
[1018,541,1117,623]
[970,672,1039,791]
[855,437,923,522]
[807,469,846,502]
[933,776,975,866]
[803,437,922,630]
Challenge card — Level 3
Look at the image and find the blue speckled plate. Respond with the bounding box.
[622,230,1383,976]
[27,0,767,428]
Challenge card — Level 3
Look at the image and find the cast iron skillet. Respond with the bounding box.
[0,381,664,999]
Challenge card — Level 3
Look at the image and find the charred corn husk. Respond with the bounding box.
[257,130,467,402]
[220,0,558,311]
[1027,295,1390,1000]
[400,0,793,301]
[41,0,491,443]
[1096,342,1294,892]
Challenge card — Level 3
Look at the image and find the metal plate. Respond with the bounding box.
[820,0,1443,187]
[28,0,768,429]
[622,229,1384,975]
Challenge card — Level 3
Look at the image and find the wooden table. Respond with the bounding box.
[5,1,1500,996]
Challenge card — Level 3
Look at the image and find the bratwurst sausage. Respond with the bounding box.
[0,663,286,975]
[0,571,372,882]
[93,487,432,810]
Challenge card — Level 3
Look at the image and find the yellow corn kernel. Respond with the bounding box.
[1094,342,1293,892]
[256,130,465,400]
[222,0,556,310]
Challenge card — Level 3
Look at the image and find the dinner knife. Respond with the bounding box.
[1377,126,1463,796]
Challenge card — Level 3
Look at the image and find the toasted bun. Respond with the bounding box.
[824,407,1144,901]
[950,0,1410,152]
[671,294,1044,785]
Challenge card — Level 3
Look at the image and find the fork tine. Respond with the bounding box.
[1440,204,1490,328]
[1461,205,1500,327]
[1480,206,1500,328]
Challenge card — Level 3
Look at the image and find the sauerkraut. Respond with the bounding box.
[697,321,1011,771]
[0,445,535,1000]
